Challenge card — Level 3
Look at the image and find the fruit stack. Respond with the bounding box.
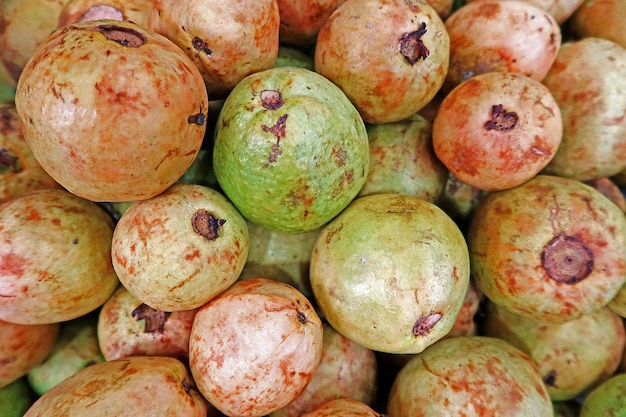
[0,0,625,416]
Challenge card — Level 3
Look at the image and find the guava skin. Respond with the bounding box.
[189,278,323,417]
[97,286,199,362]
[580,373,626,417]
[301,398,382,417]
[277,0,346,47]
[387,336,553,416]
[315,0,450,124]
[482,302,625,401]
[468,175,626,323]
[0,188,120,325]
[112,183,249,312]
[0,319,59,388]
[310,193,470,354]
[541,37,626,181]
[23,356,208,417]
[213,66,370,234]
[149,0,280,99]
[0,103,60,204]
[358,113,448,202]
[57,0,153,27]
[15,19,208,202]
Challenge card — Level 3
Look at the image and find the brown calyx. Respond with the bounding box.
[0,148,20,173]
[398,22,430,65]
[541,234,594,284]
[192,37,212,55]
[94,24,147,47]
[131,303,171,334]
[261,90,284,110]
[484,104,518,132]
[192,209,226,240]
[413,313,442,336]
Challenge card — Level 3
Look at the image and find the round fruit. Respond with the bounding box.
[443,0,561,91]
[310,193,470,354]
[541,37,626,181]
[23,356,208,416]
[112,183,249,312]
[433,72,562,191]
[387,336,553,416]
[315,0,450,123]
[468,175,626,323]
[0,188,119,325]
[189,278,323,417]
[213,66,369,234]
[15,19,208,202]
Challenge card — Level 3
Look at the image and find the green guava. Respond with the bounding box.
[213,66,369,233]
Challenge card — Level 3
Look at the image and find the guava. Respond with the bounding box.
[148,0,280,99]
[0,377,36,417]
[315,0,450,124]
[358,113,447,202]
[482,302,625,401]
[0,103,60,204]
[276,0,346,47]
[23,356,208,416]
[275,46,315,71]
[239,221,320,297]
[301,398,382,417]
[579,373,626,417]
[541,37,626,181]
[15,19,208,202]
[386,336,553,416]
[0,0,72,87]
[112,183,249,312]
[270,322,378,417]
[0,188,119,325]
[465,0,583,23]
[57,0,153,27]
[189,278,323,417]
[213,66,370,234]
[569,0,626,49]
[0,319,59,388]
[27,312,105,395]
[468,175,626,323]
[310,193,470,354]
[97,285,198,362]
[433,72,563,191]
[443,0,561,92]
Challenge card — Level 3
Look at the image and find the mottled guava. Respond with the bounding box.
[310,193,470,354]
[213,66,369,234]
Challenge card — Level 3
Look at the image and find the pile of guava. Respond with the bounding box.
[1,0,626,415]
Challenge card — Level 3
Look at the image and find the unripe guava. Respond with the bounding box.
[310,193,470,354]
[213,66,369,234]
[580,373,626,417]
[15,19,208,202]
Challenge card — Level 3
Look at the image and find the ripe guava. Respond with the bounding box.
[387,336,553,416]
[315,0,450,124]
[15,19,208,202]
[468,175,626,323]
[310,193,470,354]
[112,183,249,312]
[213,66,370,234]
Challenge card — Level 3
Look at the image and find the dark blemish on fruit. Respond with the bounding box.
[541,234,594,284]
[191,209,226,240]
[131,303,171,334]
[413,313,442,336]
[192,37,212,55]
[543,369,557,386]
[261,90,284,110]
[73,239,79,244]
[182,378,191,395]
[95,25,147,47]
[485,104,518,132]
[398,22,429,65]
[263,114,288,164]
[296,310,307,324]
[187,112,206,125]
[332,147,347,166]
[0,148,20,173]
